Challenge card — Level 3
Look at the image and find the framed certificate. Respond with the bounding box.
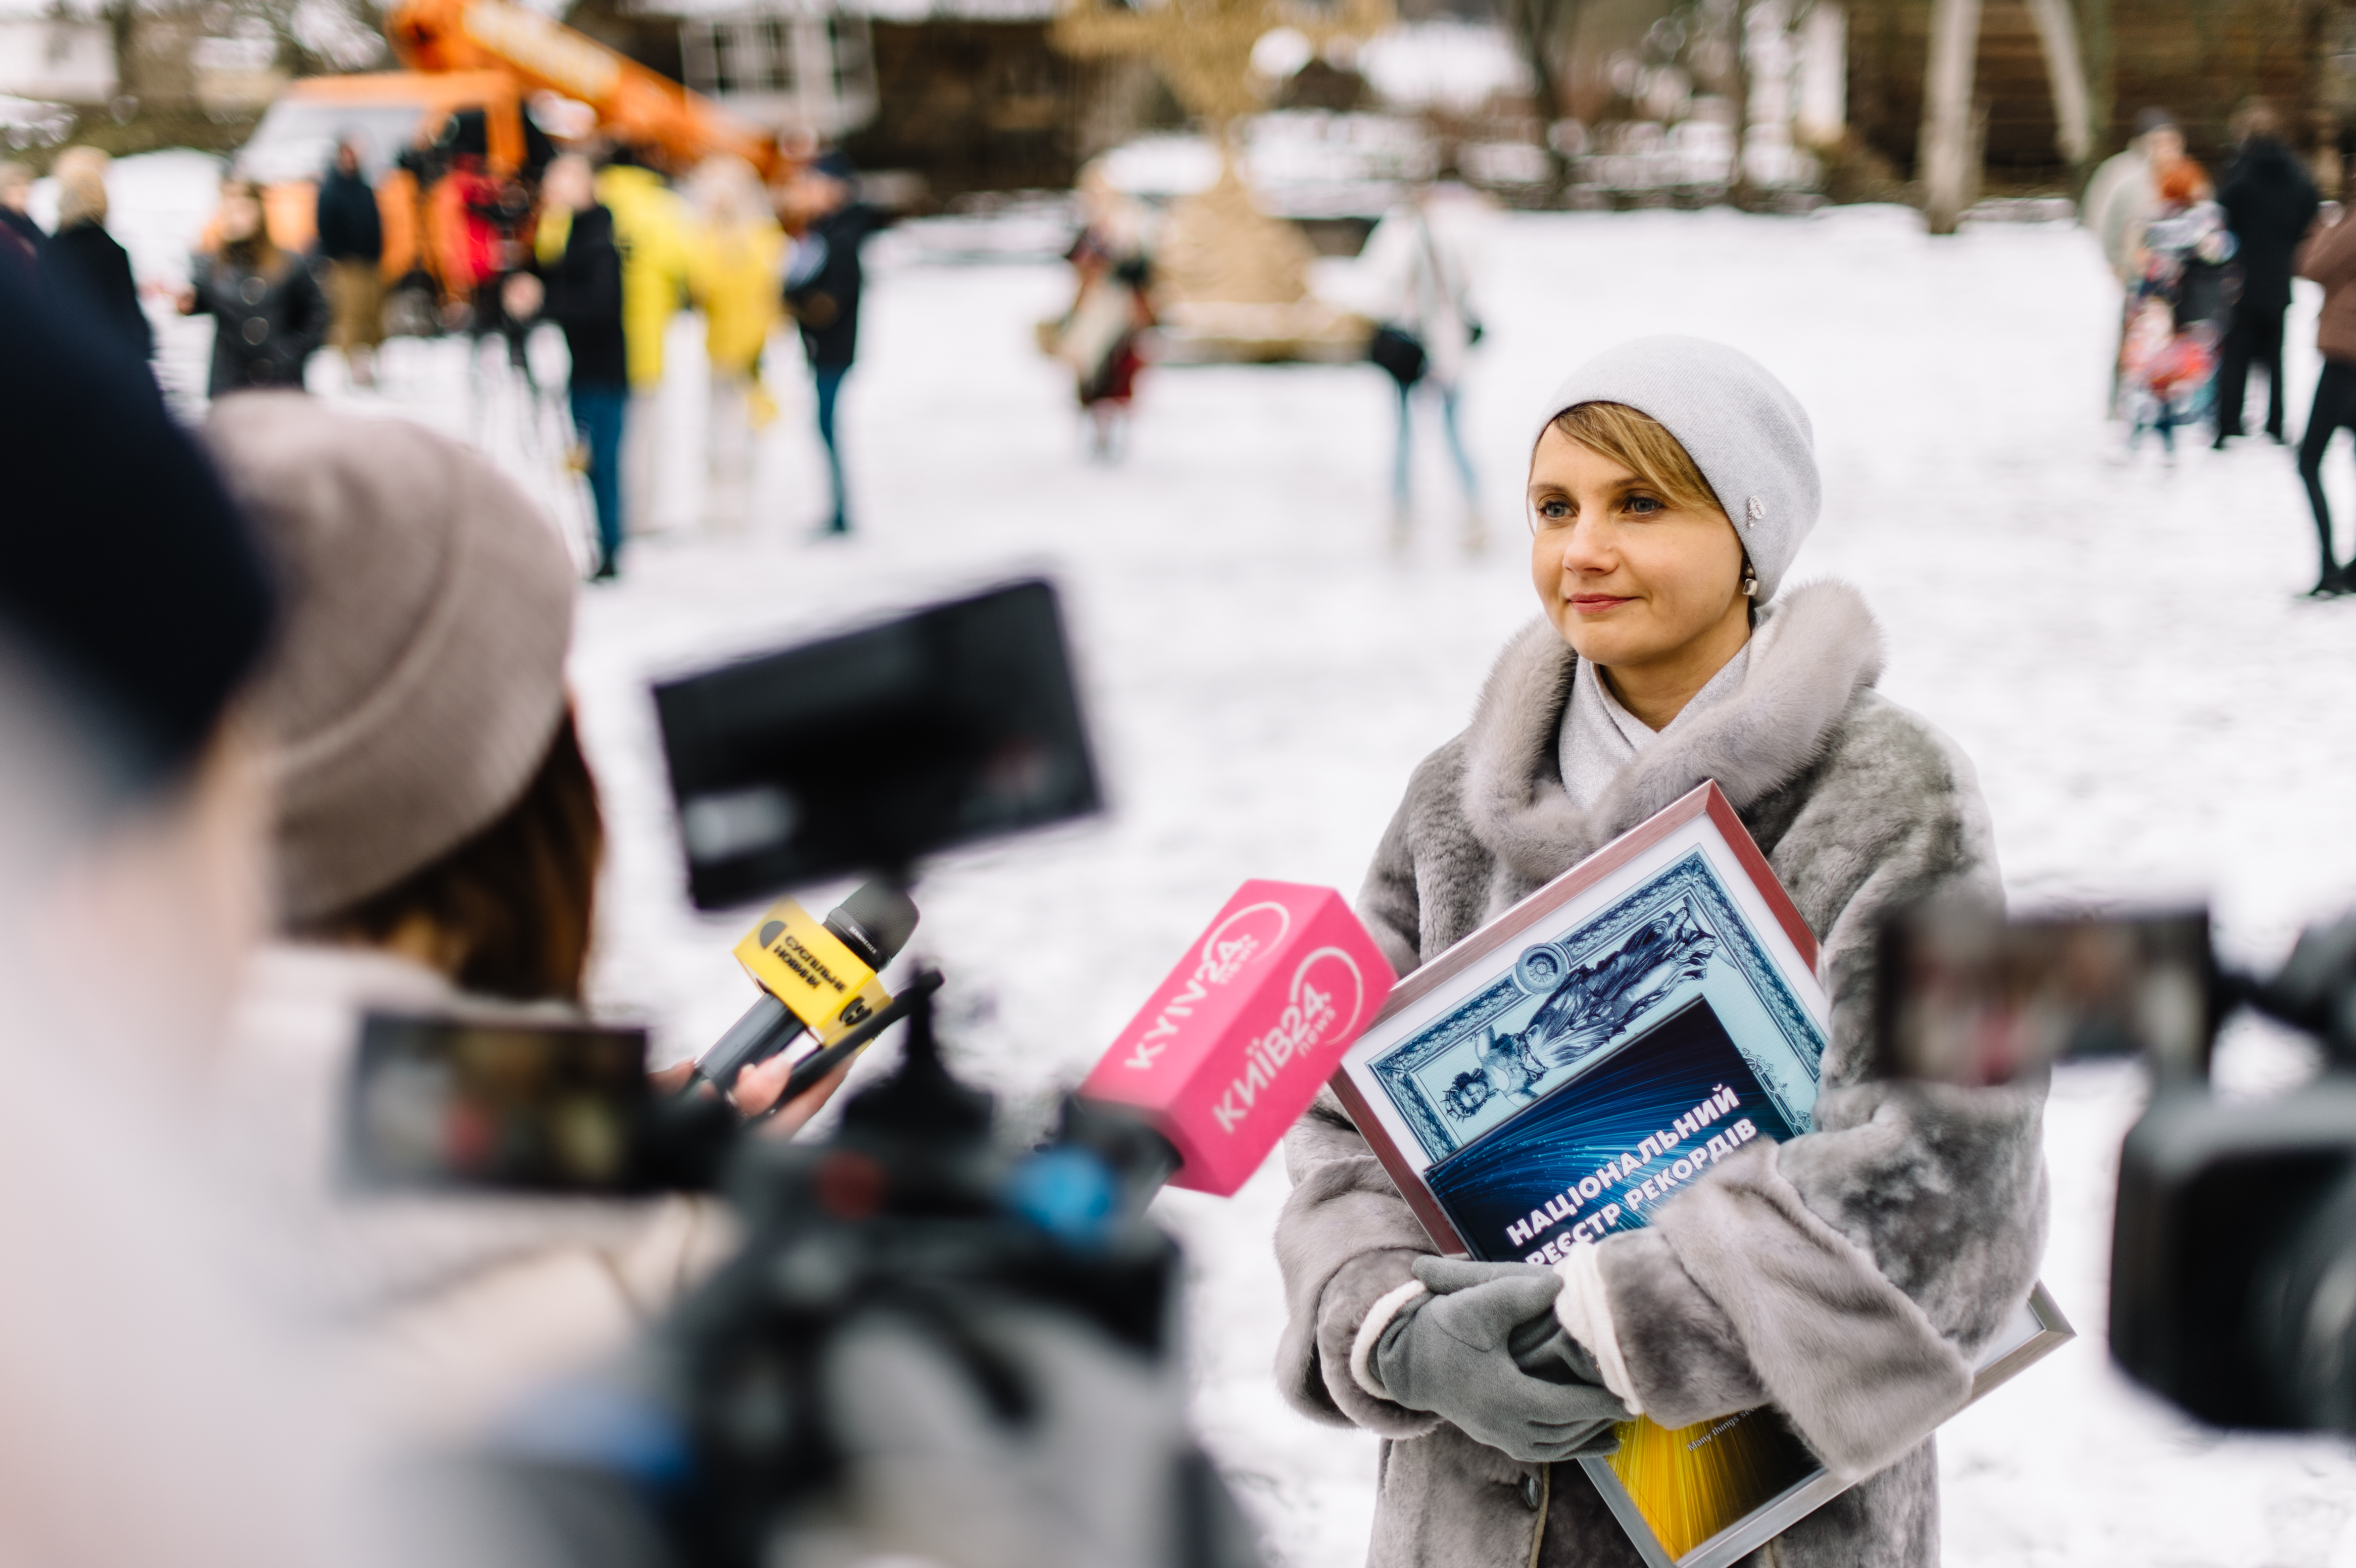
[1328,782,2072,1567]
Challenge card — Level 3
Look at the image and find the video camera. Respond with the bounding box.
[349,580,1260,1568]
[1878,902,2356,1436]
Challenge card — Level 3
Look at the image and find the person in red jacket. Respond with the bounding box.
[2294,188,2356,595]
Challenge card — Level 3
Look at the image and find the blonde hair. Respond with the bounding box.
[688,153,769,230]
[1547,401,1726,520]
[53,146,108,228]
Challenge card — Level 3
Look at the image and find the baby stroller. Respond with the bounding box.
[2121,297,2221,454]
[2118,182,2240,454]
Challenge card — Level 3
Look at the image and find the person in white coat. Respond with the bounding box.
[2086,109,2197,413]
[1356,181,1487,552]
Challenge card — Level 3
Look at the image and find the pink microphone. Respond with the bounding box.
[1078,880,1397,1196]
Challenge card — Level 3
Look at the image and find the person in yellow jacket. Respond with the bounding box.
[684,155,783,532]
[592,151,691,535]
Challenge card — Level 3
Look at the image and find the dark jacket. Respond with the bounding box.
[314,168,383,264]
[43,221,152,362]
[2298,212,2356,365]
[785,202,884,369]
[189,246,326,397]
[0,206,41,288]
[537,203,626,389]
[1,205,42,254]
[2221,136,2320,314]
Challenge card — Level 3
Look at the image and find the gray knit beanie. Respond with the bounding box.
[205,395,576,924]
[1531,335,1821,603]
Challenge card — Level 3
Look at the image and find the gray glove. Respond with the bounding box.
[1509,1307,1609,1389]
[1372,1256,1630,1462]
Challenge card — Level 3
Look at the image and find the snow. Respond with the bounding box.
[1095,117,1438,221]
[101,149,2356,1563]
[1354,20,1533,115]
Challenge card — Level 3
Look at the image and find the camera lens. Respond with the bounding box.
[2249,1164,2356,1432]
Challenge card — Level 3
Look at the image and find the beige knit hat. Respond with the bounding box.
[205,395,577,923]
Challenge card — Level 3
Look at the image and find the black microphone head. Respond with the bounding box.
[825,879,921,969]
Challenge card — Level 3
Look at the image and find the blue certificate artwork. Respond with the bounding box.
[1428,996,1800,1261]
[1365,849,1826,1206]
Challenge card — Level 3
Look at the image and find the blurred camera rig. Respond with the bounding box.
[1879,902,2356,1436]
[352,580,1260,1568]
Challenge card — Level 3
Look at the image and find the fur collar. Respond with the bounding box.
[1460,579,1887,884]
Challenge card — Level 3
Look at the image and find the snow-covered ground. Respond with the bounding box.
[95,151,2356,1564]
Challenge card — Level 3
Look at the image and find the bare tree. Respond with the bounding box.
[1505,0,1582,194]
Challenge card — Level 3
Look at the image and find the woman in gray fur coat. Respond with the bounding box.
[1273,336,2047,1567]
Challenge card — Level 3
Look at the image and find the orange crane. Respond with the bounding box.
[229,0,787,310]
[383,0,785,179]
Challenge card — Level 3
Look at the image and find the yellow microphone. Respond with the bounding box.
[685,880,919,1097]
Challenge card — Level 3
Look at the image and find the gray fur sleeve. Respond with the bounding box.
[1599,701,2045,1478]
[1274,1093,1443,1438]
[1609,1141,1977,1479]
[1594,1229,1768,1423]
[1357,771,1433,983]
[1356,735,1494,982]
[1777,700,2048,1354]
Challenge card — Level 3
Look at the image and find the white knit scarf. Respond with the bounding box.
[1555,607,1781,812]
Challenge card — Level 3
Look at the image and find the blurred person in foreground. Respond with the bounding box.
[2215,99,2320,448]
[779,150,884,537]
[40,146,152,364]
[317,136,386,388]
[0,263,383,1568]
[510,153,628,579]
[1277,336,2043,1567]
[182,176,326,398]
[201,392,851,1440]
[2294,183,2356,596]
[684,153,783,532]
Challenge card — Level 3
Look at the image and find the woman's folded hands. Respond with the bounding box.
[1363,1257,1630,1462]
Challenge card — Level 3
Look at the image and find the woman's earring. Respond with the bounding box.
[1740,565,1759,598]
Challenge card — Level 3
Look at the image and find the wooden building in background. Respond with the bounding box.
[1845,0,2339,188]
[844,17,1089,194]
[569,0,1180,201]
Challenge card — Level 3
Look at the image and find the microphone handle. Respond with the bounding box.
[691,903,898,1097]
[756,970,947,1118]
[688,994,809,1095]
[1055,1096,1181,1217]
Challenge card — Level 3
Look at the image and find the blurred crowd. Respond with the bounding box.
[1,99,1560,593]
[2083,99,2356,595]
[1,128,886,579]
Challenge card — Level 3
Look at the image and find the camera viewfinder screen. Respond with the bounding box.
[1879,908,2212,1086]
[347,1014,650,1192]
[653,578,1102,908]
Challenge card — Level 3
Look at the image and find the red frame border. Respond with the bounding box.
[1327,781,1819,1256]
